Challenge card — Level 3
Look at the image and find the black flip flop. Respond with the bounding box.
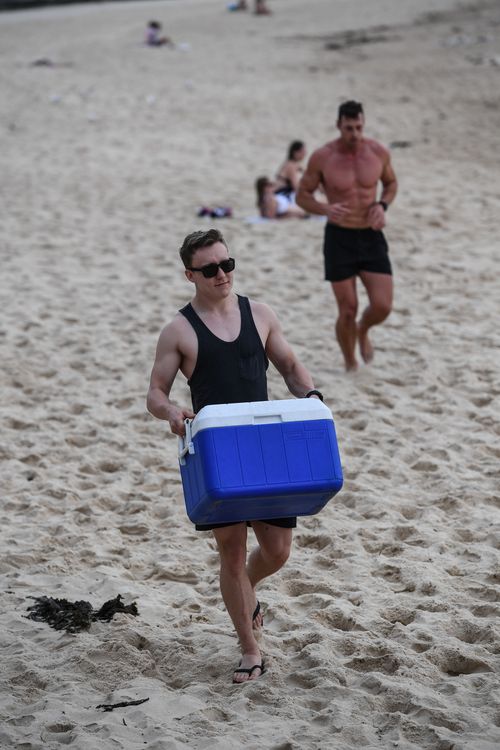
[232,663,266,683]
[252,600,263,625]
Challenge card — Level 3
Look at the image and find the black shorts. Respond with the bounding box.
[195,516,297,531]
[323,223,392,282]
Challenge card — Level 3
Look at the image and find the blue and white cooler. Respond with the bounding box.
[178,398,343,525]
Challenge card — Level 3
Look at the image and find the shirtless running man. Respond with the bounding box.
[296,101,398,371]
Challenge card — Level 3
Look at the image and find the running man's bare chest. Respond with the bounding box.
[322,151,383,191]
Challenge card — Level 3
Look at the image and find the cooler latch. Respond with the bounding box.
[178,418,195,465]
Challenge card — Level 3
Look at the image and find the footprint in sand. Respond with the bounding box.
[294,533,332,551]
[372,563,402,582]
[466,585,500,603]
[118,522,150,536]
[314,606,360,632]
[411,631,434,653]
[380,605,416,626]
[148,564,199,584]
[345,652,400,675]
[447,618,496,645]
[6,417,38,431]
[98,461,123,473]
[70,403,88,415]
[428,647,493,676]
[40,722,76,742]
[470,604,500,618]
[410,459,439,472]
[284,579,340,598]
[65,435,96,448]
[393,525,419,541]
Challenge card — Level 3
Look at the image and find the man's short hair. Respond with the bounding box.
[179,228,228,268]
[337,100,364,122]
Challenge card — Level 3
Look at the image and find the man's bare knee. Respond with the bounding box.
[273,546,291,569]
[338,303,358,323]
[261,540,291,569]
[218,550,247,578]
[372,301,392,322]
[214,530,247,572]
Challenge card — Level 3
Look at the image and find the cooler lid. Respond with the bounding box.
[190,398,333,438]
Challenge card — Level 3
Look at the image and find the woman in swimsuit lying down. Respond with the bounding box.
[255,176,308,219]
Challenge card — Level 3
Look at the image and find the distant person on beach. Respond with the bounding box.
[228,1,271,13]
[296,100,398,371]
[275,140,306,196]
[147,228,322,684]
[145,20,171,47]
[255,0,271,14]
[255,176,307,219]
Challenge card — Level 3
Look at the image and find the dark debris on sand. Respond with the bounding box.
[26,594,138,633]
[324,27,401,50]
[96,697,150,712]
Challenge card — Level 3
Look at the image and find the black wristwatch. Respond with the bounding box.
[305,389,324,401]
[378,200,388,211]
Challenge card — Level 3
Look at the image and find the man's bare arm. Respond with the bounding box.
[296,151,328,215]
[367,146,398,230]
[296,149,350,223]
[257,303,317,397]
[379,152,398,206]
[146,320,195,436]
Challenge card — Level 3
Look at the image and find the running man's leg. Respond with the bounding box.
[331,276,359,371]
[357,271,393,363]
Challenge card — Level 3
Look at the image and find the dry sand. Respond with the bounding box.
[1,0,500,747]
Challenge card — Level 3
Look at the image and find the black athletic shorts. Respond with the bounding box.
[195,516,297,532]
[323,222,392,282]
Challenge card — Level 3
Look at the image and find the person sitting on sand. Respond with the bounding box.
[255,176,307,219]
[145,20,171,47]
[228,1,270,15]
[275,140,306,196]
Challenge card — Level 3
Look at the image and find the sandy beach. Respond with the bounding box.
[1,0,500,747]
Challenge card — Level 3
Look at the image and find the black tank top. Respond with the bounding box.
[180,295,269,413]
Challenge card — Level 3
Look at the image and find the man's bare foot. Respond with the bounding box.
[345,359,359,372]
[233,653,265,684]
[252,600,263,630]
[358,326,374,363]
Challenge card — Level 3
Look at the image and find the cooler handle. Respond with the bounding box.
[253,414,282,424]
[178,418,195,465]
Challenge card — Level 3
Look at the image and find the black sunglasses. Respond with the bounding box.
[187,257,235,278]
